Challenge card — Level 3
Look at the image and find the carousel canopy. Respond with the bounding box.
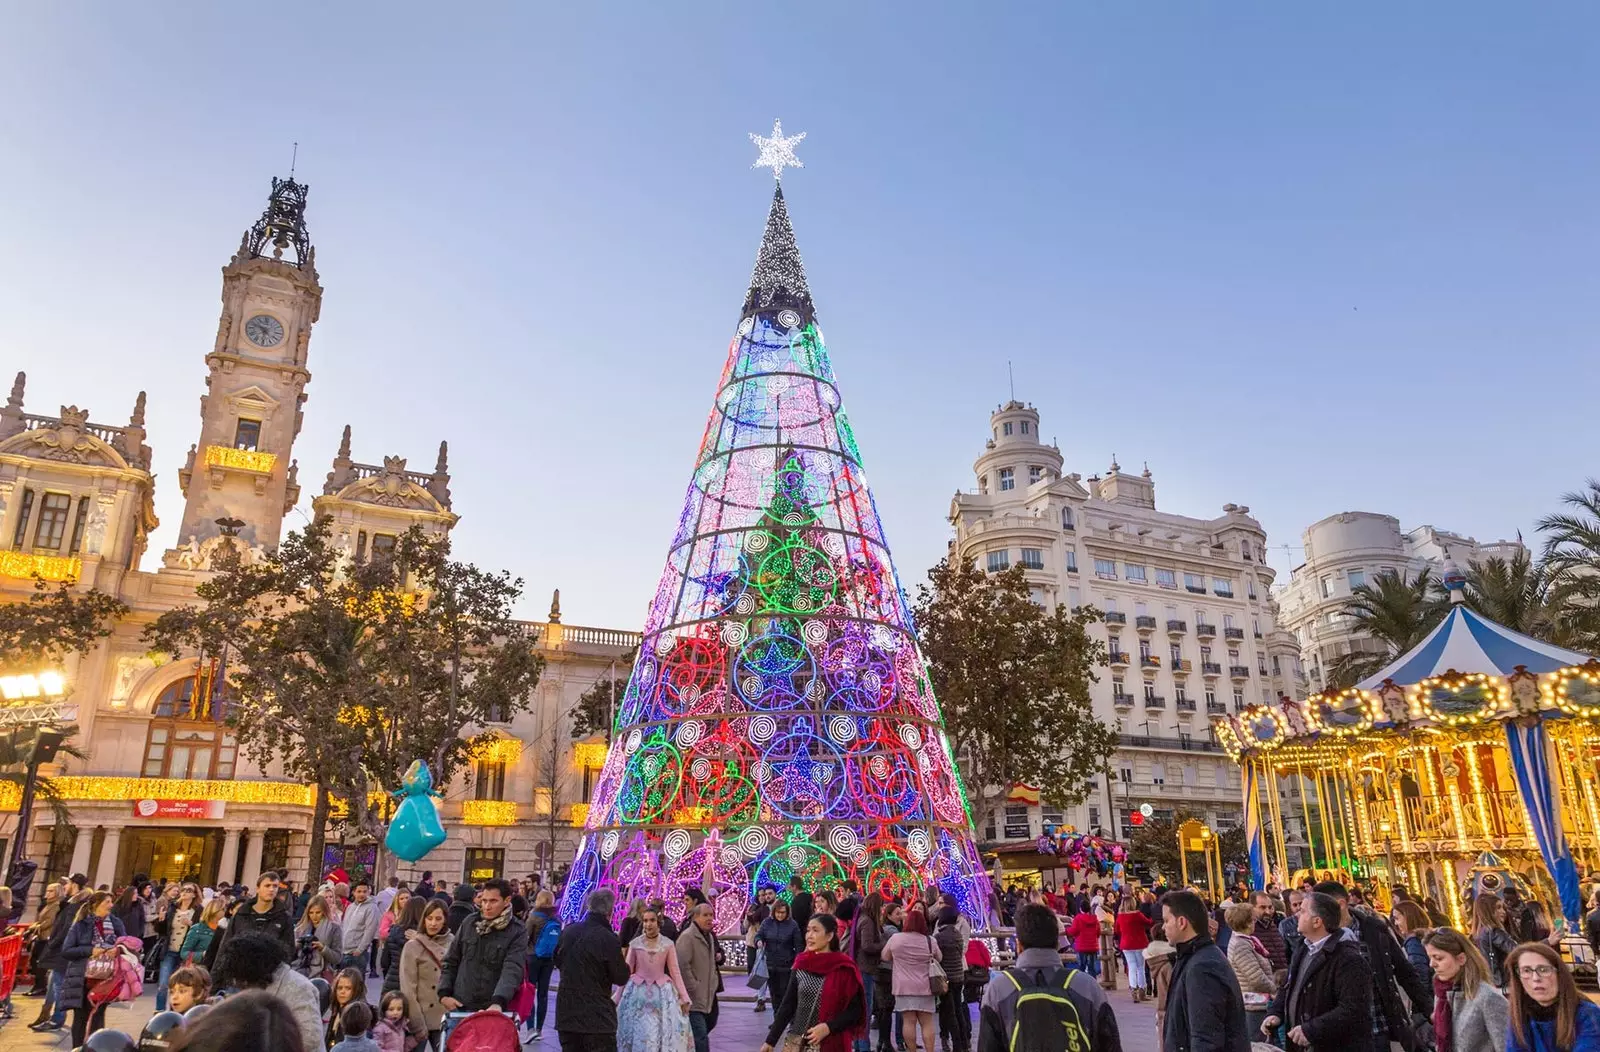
[1357,605,1593,690]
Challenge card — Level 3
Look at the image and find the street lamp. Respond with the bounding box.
[0,665,69,885]
[1378,819,1395,885]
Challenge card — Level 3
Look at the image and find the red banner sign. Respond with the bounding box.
[132,799,226,820]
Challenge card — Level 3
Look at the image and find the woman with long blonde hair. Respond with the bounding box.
[1424,928,1507,1052]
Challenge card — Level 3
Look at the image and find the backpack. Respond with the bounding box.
[1002,966,1090,1052]
[531,915,561,959]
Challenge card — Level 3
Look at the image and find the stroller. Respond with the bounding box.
[442,1008,522,1051]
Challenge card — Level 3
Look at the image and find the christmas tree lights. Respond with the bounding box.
[560,161,991,932]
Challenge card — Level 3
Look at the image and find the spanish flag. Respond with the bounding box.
[1006,783,1041,805]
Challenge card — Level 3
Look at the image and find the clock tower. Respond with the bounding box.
[169,176,322,564]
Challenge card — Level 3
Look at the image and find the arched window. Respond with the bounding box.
[143,677,237,780]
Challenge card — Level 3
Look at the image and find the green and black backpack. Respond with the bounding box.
[1001,965,1091,1052]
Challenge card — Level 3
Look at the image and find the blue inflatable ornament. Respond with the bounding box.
[385,759,447,862]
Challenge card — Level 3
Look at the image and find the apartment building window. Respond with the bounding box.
[465,848,504,882]
[1061,507,1075,530]
[1213,577,1234,597]
[1233,688,1245,709]
[1347,569,1366,590]
[1111,676,1124,695]
[1320,576,1334,599]
[33,493,72,551]
[1200,645,1212,663]
[1144,684,1156,702]
[369,533,397,562]
[1170,644,1182,664]
[68,497,91,554]
[1253,618,1262,637]
[11,489,34,548]
[1184,573,1205,594]
[1258,657,1268,674]
[1156,568,1176,589]
[1241,540,1252,559]
[1138,640,1152,660]
[1151,763,1165,786]
[1002,422,1013,436]
[1223,614,1235,630]
[473,759,507,801]
[1065,551,1078,573]
[1175,686,1187,702]
[1002,805,1030,838]
[978,475,988,494]
[1028,465,1043,485]
[1087,805,1101,831]
[1119,767,1133,785]
[1125,564,1147,583]
[1247,580,1257,599]
[143,680,237,779]
[1094,558,1116,580]
[998,467,1014,491]
[1204,689,1216,707]
[1228,649,1240,663]
[1020,548,1044,570]
[234,418,262,451]
[1021,421,1030,434]
[1040,804,1063,828]
[1068,586,1082,609]
[987,550,1010,573]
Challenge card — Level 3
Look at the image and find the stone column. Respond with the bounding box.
[93,826,122,891]
[217,828,242,887]
[240,828,265,885]
[67,826,95,881]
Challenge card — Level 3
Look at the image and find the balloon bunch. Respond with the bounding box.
[1036,825,1128,875]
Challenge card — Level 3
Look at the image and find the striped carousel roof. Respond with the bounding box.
[1357,604,1594,690]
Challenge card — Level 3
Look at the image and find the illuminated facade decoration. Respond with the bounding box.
[461,800,518,826]
[203,445,278,474]
[0,551,82,582]
[1220,572,1600,933]
[559,179,991,934]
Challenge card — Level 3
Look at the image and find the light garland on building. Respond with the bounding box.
[204,445,277,473]
[0,551,80,582]
[569,803,590,827]
[572,742,608,769]
[1407,672,1511,726]
[470,735,523,765]
[49,777,315,806]
[461,799,517,826]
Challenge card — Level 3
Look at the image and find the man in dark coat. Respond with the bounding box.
[1314,880,1431,1050]
[1262,892,1373,1052]
[413,870,435,900]
[27,873,88,1032]
[1160,889,1250,1052]
[438,878,528,1012]
[204,871,294,971]
[553,887,630,1049]
[787,874,814,929]
[445,883,477,936]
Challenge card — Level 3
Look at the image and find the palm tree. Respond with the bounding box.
[1326,568,1447,688]
[1537,479,1600,655]
[1464,551,1556,640]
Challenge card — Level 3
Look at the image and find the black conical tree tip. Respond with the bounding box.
[742,183,815,322]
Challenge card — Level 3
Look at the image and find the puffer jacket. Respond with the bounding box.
[38,892,89,971]
[381,921,410,992]
[60,914,126,1009]
[1225,931,1276,996]
[935,924,965,983]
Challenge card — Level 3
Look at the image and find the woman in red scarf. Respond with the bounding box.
[760,913,866,1052]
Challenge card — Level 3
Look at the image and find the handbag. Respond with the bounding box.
[749,947,769,990]
[926,936,948,996]
[85,954,116,980]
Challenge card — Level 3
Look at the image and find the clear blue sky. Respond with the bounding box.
[2,5,1595,626]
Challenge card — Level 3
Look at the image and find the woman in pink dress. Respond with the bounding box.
[616,905,692,1052]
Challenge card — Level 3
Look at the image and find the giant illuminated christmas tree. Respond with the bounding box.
[560,124,992,931]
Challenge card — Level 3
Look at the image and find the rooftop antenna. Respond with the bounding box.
[289,141,298,178]
[1007,360,1015,401]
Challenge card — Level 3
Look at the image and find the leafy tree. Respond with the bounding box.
[1128,809,1247,888]
[1326,568,1447,688]
[1539,479,1600,654]
[571,648,633,743]
[913,558,1116,834]
[0,578,127,668]
[147,520,543,877]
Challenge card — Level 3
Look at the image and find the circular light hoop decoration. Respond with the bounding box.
[906,828,932,863]
[1408,672,1510,727]
[827,825,859,858]
[754,541,838,615]
[601,830,620,859]
[752,837,846,897]
[733,630,814,711]
[759,730,848,821]
[1240,705,1289,750]
[1540,664,1600,716]
[777,309,801,329]
[617,737,684,824]
[737,825,770,859]
[663,829,692,860]
[748,713,778,745]
[1306,688,1379,736]
[738,317,754,336]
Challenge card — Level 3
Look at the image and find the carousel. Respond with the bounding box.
[1216,562,1600,933]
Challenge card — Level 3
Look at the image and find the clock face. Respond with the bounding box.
[244,314,285,348]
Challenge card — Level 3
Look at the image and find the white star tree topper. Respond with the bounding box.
[750,118,806,179]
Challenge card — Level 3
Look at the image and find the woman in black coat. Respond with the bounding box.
[756,900,802,1020]
[382,896,425,993]
[61,892,125,1047]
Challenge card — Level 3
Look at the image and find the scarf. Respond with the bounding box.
[474,909,511,937]
[793,950,864,1052]
[1433,976,1454,1052]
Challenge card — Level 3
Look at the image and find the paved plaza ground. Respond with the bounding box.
[0,971,1162,1050]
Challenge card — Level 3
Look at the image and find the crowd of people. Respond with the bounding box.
[10,864,1600,1052]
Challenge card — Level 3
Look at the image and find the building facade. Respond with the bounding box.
[0,176,631,902]
[948,401,1304,845]
[1277,511,1526,690]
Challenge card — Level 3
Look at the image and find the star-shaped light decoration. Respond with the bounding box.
[750,118,806,180]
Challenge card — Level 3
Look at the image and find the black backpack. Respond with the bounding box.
[1001,965,1090,1052]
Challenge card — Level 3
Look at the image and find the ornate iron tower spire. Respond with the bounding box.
[241,176,314,270]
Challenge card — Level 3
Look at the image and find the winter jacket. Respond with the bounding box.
[853,912,884,976]
[60,914,126,1009]
[341,899,382,955]
[1278,911,1305,963]
[552,911,629,1034]
[1147,941,1176,1033]
[935,924,965,983]
[1347,908,1431,1044]
[1477,926,1520,989]
[1225,932,1276,997]
[676,924,723,1014]
[1115,911,1152,951]
[292,916,342,978]
[883,931,937,998]
[438,914,528,1012]
[1403,933,1430,986]
[372,1016,424,1052]
[380,922,410,991]
[1070,911,1102,953]
[1443,979,1508,1052]
[445,885,476,936]
[266,963,332,1052]
[207,898,295,970]
[1266,933,1374,1052]
[1161,935,1251,1052]
[178,921,217,964]
[976,947,1123,1052]
[757,916,801,971]
[398,931,451,1034]
[1253,916,1289,974]
[112,898,146,944]
[39,891,89,971]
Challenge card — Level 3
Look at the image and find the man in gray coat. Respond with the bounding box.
[676,903,724,1052]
